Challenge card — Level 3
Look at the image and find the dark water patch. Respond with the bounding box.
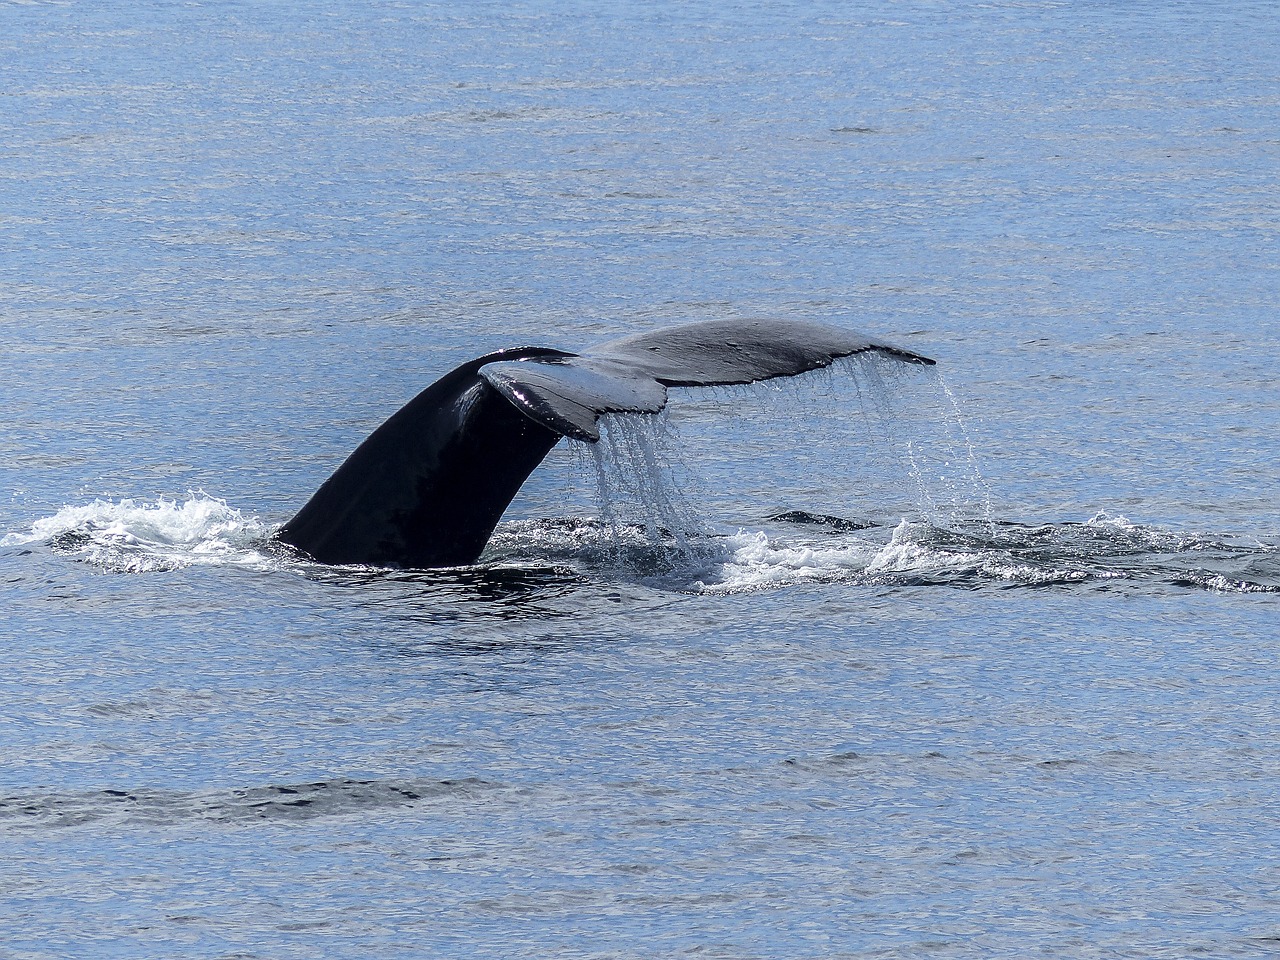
[781,747,967,781]
[780,746,1180,800]
[303,558,585,607]
[0,776,498,831]
[926,516,1280,595]
[487,516,729,582]
[767,510,877,532]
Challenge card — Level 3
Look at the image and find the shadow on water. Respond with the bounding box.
[301,557,584,608]
[280,523,700,661]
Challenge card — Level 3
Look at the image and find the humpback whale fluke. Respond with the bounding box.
[276,319,934,568]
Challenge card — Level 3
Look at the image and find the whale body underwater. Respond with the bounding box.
[276,318,935,568]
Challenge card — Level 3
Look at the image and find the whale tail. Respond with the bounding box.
[276,319,934,568]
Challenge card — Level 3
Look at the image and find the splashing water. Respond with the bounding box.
[693,513,1280,595]
[2,493,277,574]
[846,357,994,528]
[548,352,991,570]
[525,357,1278,594]
[488,352,961,578]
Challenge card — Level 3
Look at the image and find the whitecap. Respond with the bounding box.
[4,493,279,573]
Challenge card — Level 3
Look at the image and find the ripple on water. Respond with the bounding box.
[7,492,1276,596]
[0,777,500,831]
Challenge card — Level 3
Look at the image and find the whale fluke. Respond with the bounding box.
[276,319,934,568]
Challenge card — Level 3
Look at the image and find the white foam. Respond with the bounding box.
[1084,509,1138,533]
[4,493,278,573]
[693,518,1099,594]
[695,529,880,593]
[1083,509,1213,553]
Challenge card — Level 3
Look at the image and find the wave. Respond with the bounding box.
[6,497,1276,595]
[699,511,1280,595]
[486,510,1280,596]
[1,493,279,573]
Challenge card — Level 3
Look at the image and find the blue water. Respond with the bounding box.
[3,2,1279,957]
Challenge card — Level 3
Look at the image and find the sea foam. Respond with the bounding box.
[3,493,277,573]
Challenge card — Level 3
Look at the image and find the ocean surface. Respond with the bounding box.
[2,2,1278,957]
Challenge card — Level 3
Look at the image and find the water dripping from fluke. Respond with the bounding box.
[505,352,1002,586]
